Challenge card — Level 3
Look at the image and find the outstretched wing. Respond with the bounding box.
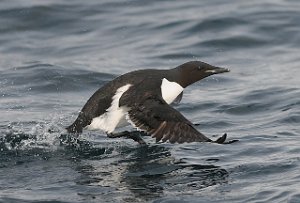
[126,98,212,143]
[119,82,213,144]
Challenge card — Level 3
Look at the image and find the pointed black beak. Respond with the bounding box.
[205,66,230,74]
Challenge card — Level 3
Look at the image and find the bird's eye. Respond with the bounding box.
[198,66,202,70]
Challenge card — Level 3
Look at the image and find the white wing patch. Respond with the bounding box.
[86,84,132,133]
[161,78,184,104]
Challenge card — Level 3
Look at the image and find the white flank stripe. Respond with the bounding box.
[86,84,132,133]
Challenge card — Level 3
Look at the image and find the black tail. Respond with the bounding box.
[66,120,83,134]
[66,112,92,134]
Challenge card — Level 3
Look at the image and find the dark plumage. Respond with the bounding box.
[67,61,234,144]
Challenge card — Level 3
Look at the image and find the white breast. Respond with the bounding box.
[161,78,184,104]
[86,84,132,133]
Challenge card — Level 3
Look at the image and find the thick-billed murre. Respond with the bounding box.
[67,61,235,144]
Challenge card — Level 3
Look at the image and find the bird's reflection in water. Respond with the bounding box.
[73,143,229,202]
[120,145,228,201]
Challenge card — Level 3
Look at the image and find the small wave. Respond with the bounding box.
[176,17,249,38]
[0,63,114,95]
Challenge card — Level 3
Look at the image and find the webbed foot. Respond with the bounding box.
[213,133,239,144]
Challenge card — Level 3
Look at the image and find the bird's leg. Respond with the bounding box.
[107,131,147,145]
[107,131,131,138]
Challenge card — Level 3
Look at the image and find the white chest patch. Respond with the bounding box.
[86,84,132,133]
[161,78,184,104]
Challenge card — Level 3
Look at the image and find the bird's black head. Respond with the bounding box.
[173,61,230,88]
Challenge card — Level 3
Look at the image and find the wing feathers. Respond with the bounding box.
[127,105,213,144]
[120,81,225,144]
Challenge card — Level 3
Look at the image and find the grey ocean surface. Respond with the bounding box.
[0,0,300,202]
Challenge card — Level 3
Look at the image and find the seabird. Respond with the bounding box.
[66,61,235,144]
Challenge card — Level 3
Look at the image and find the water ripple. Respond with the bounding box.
[1,0,300,202]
